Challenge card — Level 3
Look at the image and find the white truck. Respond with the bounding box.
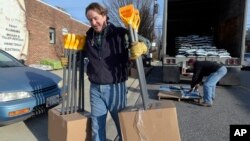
[161,0,248,85]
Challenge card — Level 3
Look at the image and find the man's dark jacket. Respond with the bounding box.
[85,23,129,84]
[191,61,222,88]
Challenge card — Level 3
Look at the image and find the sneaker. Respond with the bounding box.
[200,102,212,107]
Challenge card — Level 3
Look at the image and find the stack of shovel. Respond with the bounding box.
[61,33,85,115]
[48,33,91,141]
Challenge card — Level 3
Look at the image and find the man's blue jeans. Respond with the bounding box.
[90,82,127,141]
[203,66,227,104]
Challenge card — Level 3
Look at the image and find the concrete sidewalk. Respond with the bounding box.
[51,69,142,141]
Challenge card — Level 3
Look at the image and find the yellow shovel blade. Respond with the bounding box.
[64,34,72,49]
[75,35,82,50]
[132,9,140,31]
[73,35,80,50]
[69,34,76,50]
[119,4,135,26]
[77,35,86,51]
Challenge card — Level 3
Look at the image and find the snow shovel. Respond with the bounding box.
[61,33,71,115]
[66,34,75,114]
[119,5,149,110]
[71,35,81,113]
[70,34,86,113]
[77,35,86,112]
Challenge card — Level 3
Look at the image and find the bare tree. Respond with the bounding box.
[103,0,155,41]
[55,6,67,12]
[154,27,162,59]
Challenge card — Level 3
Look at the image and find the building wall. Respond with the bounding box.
[24,0,89,64]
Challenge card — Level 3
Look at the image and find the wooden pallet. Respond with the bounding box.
[158,90,202,103]
[158,90,182,101]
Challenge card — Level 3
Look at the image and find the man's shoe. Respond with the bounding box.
[200,102,212,107]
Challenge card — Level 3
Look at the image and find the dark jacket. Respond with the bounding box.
[85,23,130,84]
[191,61,222,88]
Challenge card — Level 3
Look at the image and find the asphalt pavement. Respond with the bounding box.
[136,64,250,141]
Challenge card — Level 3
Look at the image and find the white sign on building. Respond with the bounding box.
[0,0,28,60]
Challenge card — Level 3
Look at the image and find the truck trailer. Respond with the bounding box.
[161,0,248,85]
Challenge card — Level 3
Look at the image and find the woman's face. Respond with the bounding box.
[86,9,107,33]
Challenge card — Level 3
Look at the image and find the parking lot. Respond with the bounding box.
[0,67,250,141]
[137,67,250,141]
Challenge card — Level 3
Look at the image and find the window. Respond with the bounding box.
[49,28,56,44]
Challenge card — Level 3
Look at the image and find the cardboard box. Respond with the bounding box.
[119,101,181,141]
[48,108,91,141]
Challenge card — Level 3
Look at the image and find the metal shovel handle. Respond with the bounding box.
[119,5,149,110]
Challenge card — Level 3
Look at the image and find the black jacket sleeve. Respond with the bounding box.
[191,62,203,88]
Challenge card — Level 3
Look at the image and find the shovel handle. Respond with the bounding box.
[131,29,149,110]
[119,5,150,110]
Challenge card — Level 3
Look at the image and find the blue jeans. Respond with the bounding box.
[90,82,127,141]
[203,66,227,104]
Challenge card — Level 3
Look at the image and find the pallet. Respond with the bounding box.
[158,90,182,101]
[158,90,202,103]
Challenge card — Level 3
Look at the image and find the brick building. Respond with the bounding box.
[24,0,89,64]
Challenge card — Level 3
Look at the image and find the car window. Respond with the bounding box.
[0,53,12,62]
[0,51,23,67]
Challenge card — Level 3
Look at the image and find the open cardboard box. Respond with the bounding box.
[48,108,91,141]
[119,101,181,141]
